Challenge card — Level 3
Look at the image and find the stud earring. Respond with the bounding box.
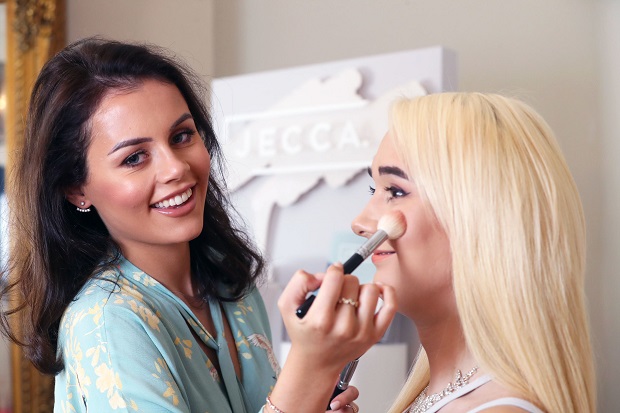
[77,201,91,213]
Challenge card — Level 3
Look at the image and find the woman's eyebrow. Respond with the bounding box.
[171,112,192,130]
[108,137,152,155]
[107,113,193,155]
[378,165,409,179]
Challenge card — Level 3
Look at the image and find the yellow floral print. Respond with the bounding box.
[152,358,180,406]
[94,363,126,409]
[54,260,278,412]
[174,336,194,359]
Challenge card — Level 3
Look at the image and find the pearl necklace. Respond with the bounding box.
[407,366,479,413]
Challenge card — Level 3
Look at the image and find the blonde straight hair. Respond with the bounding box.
[386,93,596,413]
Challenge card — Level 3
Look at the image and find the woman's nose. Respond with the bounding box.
[158,150,190,183]
[351,205,378,239]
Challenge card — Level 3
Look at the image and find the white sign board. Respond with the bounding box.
[213,47,457,265]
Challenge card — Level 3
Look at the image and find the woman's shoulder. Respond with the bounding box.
[62,266,157,328]
[66,267,119,304]
[242,285,267,305]
[451,377,545,413]
[221,285,271,332]
[219,284,266,310]
[236,285,270,319]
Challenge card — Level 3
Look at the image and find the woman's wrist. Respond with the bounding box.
[265,395,286,413]
[267,358,338,413]
[284,343,346,377]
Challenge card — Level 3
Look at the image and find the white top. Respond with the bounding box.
[406,374,545,413]
[468,397,545,413]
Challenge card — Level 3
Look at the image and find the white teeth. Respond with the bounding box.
[153,188,193,208]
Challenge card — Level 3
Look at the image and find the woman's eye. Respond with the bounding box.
[123,151,147,167]
[171,129,197,145]
[368,185,376,195]
[385,186,409,199]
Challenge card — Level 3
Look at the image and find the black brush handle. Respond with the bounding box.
[342,253,364,275]
[295,253,365,319]
[326,358,360,410]
[326,386,346,410]
[295,294,316,318]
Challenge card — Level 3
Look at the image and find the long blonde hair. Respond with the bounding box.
[386,93,596,413]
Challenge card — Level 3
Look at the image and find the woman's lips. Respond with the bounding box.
[150,186,197,217]
[371,250,396,264]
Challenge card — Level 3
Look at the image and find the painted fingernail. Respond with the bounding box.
[330,401,342,410]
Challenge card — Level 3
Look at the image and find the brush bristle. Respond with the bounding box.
[377,211,407,240]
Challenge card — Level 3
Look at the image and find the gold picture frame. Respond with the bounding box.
[4,1,65,411]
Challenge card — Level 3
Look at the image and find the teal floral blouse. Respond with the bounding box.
[54,257,279,412]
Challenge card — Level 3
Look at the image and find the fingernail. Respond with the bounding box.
[330,401,341,410]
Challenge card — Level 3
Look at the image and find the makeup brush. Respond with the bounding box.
[295,210,406,318]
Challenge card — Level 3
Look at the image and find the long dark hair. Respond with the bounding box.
[0,37,265,375]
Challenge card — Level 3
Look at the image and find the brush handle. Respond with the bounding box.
[327,386,345,410]
[295,253,364,318]
[295,294,316,318]
[343,253,365,275]
[327,358,360,410]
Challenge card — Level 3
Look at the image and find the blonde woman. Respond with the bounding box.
[351,93,596,412]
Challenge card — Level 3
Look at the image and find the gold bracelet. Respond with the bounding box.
[265,395,286,413]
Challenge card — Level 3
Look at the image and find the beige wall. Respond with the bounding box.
[67,0,214,81]
[597,0,620,411]
[66,0,620,409]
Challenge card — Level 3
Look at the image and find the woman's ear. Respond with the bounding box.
[65,187,92,211]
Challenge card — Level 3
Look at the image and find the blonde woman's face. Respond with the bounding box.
[351,133,453,320]
[78,79,211,259]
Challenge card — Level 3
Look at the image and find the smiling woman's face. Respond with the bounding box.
[351,133,453,319]
[73,79,211,258]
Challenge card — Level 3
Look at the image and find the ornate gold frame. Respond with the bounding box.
[4,1,65,411]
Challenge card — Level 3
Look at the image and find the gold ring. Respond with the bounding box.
[345,404,359,413]
[338,297,359,308]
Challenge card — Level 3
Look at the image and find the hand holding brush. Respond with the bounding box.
[296,211,406,318]
[294,211,406,410]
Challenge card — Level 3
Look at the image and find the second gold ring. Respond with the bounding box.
[338,297,359,308]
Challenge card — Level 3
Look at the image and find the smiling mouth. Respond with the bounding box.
[151,188,193,209]
[373,250,396,259]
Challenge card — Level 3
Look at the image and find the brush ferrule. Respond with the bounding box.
[337,358,360,390]
[356,230,388,258]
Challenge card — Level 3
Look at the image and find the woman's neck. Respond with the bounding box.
[416,315,478,395]
[119,241,194,296]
